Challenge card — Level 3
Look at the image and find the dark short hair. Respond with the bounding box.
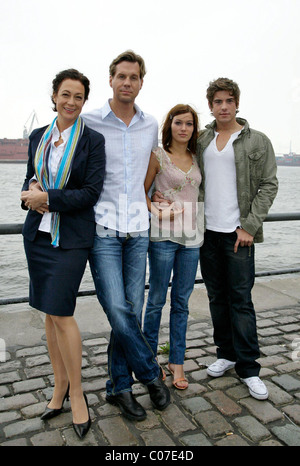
[109,50,146,79]
[162,104,200,154]
[51,69,90,111]
[206,77,240,108]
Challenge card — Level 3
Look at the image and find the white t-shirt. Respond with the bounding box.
[203,129,242,233]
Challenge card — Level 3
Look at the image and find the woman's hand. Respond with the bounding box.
[21,189,49,214]
[152,202,184,222]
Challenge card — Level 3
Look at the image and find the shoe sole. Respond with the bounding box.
[106,396,147,421]
[207,363,235,377]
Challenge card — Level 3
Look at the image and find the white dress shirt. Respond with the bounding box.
[82,100,158,233]
[38,123,73,232]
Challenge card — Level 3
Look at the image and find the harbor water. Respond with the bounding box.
[0,164,300,300]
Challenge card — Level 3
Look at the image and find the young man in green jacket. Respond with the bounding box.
[197,77,278,399]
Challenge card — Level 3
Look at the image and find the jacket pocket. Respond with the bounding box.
[248,150,264,179]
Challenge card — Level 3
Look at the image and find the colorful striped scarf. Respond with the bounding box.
[34,117,85,247]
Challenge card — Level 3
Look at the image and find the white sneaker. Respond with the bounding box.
[207,359,236,377]
[241,376,268,400]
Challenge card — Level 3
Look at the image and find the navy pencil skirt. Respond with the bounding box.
[24,232,89,316]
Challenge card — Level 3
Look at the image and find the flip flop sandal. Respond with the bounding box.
[172,377,189,390]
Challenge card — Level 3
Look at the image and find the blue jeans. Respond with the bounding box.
[144,241,200,365]
[200,230,260,378]
[89,230,159,395]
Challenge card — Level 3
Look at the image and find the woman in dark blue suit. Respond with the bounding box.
[21,69,105,438]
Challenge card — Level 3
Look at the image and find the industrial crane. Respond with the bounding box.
[23,111,39,139]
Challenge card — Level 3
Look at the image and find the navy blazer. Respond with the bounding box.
[21,124,106,249]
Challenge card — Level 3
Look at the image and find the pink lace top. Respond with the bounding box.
[150,147,204,247]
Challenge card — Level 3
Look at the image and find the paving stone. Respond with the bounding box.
[181,396,212,414]
[257,328,283,337]
[208,376,239,390]
[215,434,249,446]
[3,418,44,438]
[0,393,38,412]
[12,377,46,394]
[16,346,47,358]
[264,380,294,405]
[181,433,212,446]
[259,355,288,367]
[185,348,206,359]
[0,438,28,446]
[276,361,300,374]
[82,337,108,346]
[25,355,50,368]
[0,360,22,374]
[272,374,300,391]
[259,439,283,446]
[204,390,242,416]
[239,398,283,424]
[30,430,65,446]
[278,324,300,333]
[160,404,196,436]
[0,371,21,384]
[140,428,176,446]
[0,386,10,397]
[271,424,300,446]
[134,411,161,430]
[195,410,232,437]
[98,417,138,446]
[0,410,21,423]
[282,404,300,425]
[234,415,271,442]
[260,345,289,356]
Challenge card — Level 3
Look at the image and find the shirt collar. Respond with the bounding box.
[102,99,144,121]
[52,121,73,142]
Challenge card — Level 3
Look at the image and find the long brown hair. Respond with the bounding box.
[162,104,199,154]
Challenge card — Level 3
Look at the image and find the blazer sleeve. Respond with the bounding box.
[48,131,106,213]
[21,127,46,210]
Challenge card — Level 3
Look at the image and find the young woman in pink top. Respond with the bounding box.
[143,104,204,389]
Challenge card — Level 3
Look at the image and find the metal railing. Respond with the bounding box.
[1,212,300,306]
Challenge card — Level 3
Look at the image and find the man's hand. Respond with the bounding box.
[234,227,254,253]
[151,191,171,204]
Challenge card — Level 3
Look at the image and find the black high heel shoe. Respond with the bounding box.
[72,393,91,439]
[41,384,70,420]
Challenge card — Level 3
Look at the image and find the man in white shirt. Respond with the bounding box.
[197,78,278,400]
[82,51,170,421]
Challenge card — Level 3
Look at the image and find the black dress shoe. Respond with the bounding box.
[147,377,170,410]
[106,391,147,421]
[72,393,91,439]
[41,384,70,420]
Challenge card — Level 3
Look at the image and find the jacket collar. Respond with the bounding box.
[205,117,249,134]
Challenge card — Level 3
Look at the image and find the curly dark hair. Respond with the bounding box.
[51,69,90,111]
[206,77,240,109]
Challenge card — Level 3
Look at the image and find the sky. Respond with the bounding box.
[1,0,300,154]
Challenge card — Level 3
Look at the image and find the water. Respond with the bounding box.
[0,164,299,300]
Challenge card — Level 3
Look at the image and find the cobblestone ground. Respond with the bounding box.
[1,304,300,447]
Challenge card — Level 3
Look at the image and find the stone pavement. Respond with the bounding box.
[1,275,300,447]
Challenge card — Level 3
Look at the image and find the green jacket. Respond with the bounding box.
[196,118,278,243]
